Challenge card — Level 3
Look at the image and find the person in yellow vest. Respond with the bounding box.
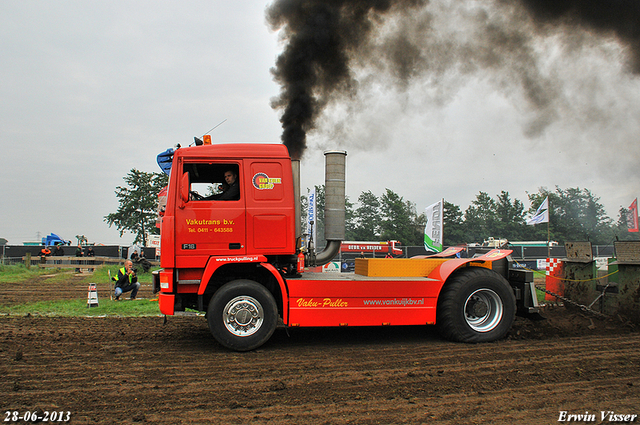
[113,260,140,300]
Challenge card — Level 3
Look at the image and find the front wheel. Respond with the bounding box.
[207,280,278,351]
[436,267,516,343]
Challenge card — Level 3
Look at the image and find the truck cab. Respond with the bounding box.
[157,144,297,314]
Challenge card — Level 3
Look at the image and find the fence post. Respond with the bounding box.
[25,252,31,269]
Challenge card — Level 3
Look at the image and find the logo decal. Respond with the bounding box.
[252,173,282,190]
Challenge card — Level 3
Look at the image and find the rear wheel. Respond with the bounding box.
[436,267,515,343]
[207,279,278,351]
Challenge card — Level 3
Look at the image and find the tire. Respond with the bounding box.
[207,279,278,351]
[436,267,516,343]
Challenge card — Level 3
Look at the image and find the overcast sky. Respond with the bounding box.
[1,1,639,246]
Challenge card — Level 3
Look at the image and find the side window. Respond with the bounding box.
[183,163,240,201]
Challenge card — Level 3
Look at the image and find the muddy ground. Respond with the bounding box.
[1,273,639,424]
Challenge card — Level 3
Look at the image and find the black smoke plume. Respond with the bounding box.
[266,0,426,159]
[517,0,640,71]
[267,0,640,159]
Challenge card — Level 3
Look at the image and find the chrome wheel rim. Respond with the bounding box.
[464,289,503,332]
[223,296,264,337]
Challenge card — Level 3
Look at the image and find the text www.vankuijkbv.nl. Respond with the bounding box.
[362,298,425,306]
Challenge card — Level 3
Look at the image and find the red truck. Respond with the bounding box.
[154,143,539,351]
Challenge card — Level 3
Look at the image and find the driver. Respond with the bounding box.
[206,170,239,200]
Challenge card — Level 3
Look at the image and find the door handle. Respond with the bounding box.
[229,243,242,250]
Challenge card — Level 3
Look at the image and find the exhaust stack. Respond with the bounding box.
[292,159,301,244]
[313,150,347,266]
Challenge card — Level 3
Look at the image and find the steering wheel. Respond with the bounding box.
[189,191,204,200]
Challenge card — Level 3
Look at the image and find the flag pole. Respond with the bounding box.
[547,220,550,259]
[547,199,551,258]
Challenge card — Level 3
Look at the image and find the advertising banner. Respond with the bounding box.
[306,188,317,248]
[628,198,638,232]
[424,199,443,253]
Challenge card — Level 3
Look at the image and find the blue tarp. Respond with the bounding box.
[42,233,69,246]
[157,148,174,175]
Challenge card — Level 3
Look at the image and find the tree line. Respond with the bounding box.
[304,185,638,248]
[106,169,637,248]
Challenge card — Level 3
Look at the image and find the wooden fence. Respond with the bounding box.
[20,255,123,269]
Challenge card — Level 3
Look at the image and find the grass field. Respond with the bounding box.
[2,297,162,316]
[0,264,162,316]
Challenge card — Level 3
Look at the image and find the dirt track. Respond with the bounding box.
[2,273,640,424]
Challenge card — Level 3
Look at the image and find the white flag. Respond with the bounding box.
[527,197,549,225]
[424,199,444,253]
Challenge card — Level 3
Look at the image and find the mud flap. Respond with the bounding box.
[159,293,175,315]
[152,270,160,294]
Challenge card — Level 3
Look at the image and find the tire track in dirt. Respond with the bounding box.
[2,273,640,424]
[2,315,639,424]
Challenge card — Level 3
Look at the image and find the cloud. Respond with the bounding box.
[0,0,637,247]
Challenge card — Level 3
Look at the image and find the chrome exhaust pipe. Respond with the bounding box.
[313,150,346,266]
[292,159,301,244]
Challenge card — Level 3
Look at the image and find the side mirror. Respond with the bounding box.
[180,172,190,205]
